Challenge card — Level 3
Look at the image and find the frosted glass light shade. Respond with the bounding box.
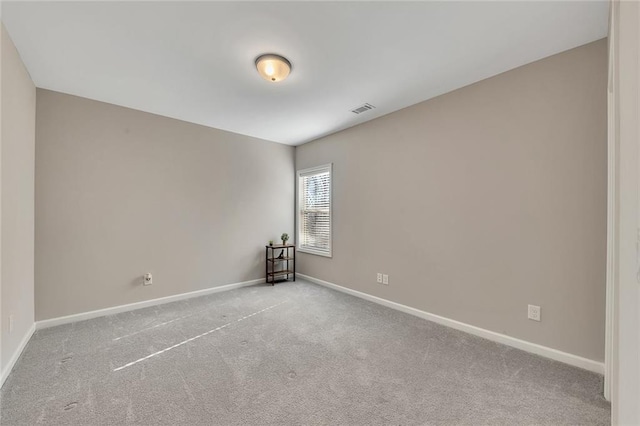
[255,54,291,82]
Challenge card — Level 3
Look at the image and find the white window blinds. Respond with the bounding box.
[297,164,332,257]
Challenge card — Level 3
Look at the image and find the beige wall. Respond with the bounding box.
[611,0,640,422]
[296,40,607,362]
[35,90,294,320]
[1,24,36,375]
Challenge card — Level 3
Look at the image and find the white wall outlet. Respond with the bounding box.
[528,304,541,321]
[144,273,153,286]
[9,314,14,334]
[382,274,389,285]
[377,273,383,283]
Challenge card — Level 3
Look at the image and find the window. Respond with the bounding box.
[297,164,332,257]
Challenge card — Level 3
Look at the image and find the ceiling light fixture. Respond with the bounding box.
[255,54,291,82]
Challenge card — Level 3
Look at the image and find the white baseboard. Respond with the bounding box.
[36,278,265,330]
[298,273,604,375]
[1,322,36,388]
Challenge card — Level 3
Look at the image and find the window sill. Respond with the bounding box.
[298,247,332,258]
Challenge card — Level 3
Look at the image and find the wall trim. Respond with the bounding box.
[36,278,264,330]
[604,1,617,401]
[298,273,604,375]
[0,322,36,388]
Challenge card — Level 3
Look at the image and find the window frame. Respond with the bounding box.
[296,163,333,258]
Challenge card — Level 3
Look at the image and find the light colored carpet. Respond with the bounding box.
[1,279,610,425]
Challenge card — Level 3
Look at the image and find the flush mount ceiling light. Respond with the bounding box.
[255,54,291,82]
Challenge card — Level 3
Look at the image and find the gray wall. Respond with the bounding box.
[1,24,36,375]
[296,40,607,362]
[35,90,294,320]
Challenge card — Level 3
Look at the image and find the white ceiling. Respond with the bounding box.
[2,1,609,145]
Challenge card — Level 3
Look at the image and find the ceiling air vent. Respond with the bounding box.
[350,103,376,115]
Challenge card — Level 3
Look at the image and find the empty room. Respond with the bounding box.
[1,1,639,425]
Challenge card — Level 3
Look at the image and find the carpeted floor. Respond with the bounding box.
[0,279,610,425]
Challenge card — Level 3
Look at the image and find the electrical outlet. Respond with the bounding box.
[382,274,389,285]
[9,314,14,334]
[144,273,153,286]
[528,304,541,321]
[377,273,382,283]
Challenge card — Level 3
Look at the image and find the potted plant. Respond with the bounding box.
[268,240,274,246]
[281,233,289,245]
